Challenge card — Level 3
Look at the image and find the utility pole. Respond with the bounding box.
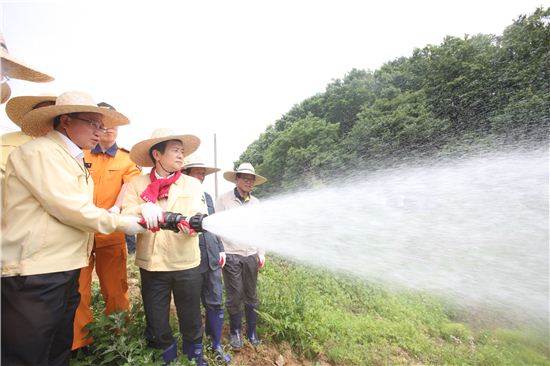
[213,133,218,199]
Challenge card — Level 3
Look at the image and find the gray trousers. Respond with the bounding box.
[222,253,259,315]
[201,267,224,310]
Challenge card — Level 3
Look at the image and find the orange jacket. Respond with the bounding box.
[84,143,141,248]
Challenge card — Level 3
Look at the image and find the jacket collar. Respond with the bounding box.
[91,142,118,157]
[54,130,84,160]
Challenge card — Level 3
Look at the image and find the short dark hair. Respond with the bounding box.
[53,115,63,129]
[236,173,255,181]
[149,141,168,165]
[148,139,181,165]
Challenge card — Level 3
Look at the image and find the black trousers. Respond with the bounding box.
[1,269,81,366]
[140,267,203,349]
[222,254,259,315]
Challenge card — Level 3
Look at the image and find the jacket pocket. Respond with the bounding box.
[20,211,49,260]
[135,235,154,261]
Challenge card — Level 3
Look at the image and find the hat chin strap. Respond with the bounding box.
[156,161,177,177]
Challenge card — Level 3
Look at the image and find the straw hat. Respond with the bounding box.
[19,91,130,137]
[182,153,220,176]
[5,94,57,125]
[130,128,200,167]
[1,82,11,104]
[223,162,267,186]
[1,34,54,103]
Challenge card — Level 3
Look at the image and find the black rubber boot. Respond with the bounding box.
[245,304,261,347]
[229,312,243,351]
[184,342,208,366]
[161,342,177,365]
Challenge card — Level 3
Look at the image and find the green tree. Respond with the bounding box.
[254,115,340,195]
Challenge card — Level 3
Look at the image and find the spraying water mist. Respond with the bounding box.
[203,147,548,329]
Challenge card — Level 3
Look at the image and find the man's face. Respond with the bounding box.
[60,112,104,149]
[155,140,184,172]
[236,173,255,195]
[100,126,118,147]
[188,167,206,184]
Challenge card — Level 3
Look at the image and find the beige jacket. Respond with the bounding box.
[1,131,130,277]
[122,174,206,271]
[215,189,265,257]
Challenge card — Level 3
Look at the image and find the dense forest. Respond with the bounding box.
[237,7,549,197]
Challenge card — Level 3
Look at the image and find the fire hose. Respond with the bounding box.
[138,212,207,233]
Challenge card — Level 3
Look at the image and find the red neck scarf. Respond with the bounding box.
[140,169,181,203]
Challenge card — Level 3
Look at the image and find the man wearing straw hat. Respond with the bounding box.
[216,163,267,351]
[122,128,208,365]
[71,101,142,355]
[1,90,146,366]
[0,33,54,104]
[182,153,232,364]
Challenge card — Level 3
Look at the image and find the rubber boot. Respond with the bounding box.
[205,308,232,363]
[185,343,208,366]
[245,304,261,347]
[229,311,243,351]
[161,342,177,365]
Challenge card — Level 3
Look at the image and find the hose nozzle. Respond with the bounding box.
[139,212,207,233]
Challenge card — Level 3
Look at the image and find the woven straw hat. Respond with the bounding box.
[5,94,57,125]
[223,162,267,186]
[130,128,200,168]
[182,153,220,176]
[1,34,54,103]
[19,91,130,137]
[1,82,11,104]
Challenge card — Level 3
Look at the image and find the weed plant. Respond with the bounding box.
[70,255,549,365]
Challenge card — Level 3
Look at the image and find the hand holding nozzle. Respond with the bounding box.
[138,211,207,234]
[141,202,164,231]
[119,215,147,235]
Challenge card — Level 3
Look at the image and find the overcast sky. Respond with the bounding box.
[1,0,546,195]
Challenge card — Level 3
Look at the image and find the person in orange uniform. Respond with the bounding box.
[72,102,142,354]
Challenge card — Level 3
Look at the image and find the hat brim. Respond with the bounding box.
[182,164,220,176]
[19,104,130,137]
[1,82,10,104]
[223,171,267,186]
[1,55,54,82]
[6,95,57,124]
[130,135,200,167]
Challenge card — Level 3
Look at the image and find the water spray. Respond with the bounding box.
[203,147,549,330]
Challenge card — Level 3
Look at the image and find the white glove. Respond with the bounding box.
[141,202,164,230]
[108,206,121,214]
[120,215,147,235]
[258,254,266,269]
[219,252,226,268]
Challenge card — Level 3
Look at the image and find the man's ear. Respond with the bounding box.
[57,114,71,130]
[151,149,161,162]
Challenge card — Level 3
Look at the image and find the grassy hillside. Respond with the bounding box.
[71,256,549,365]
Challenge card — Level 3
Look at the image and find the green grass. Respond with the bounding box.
[71,255,549,365]
[257,256,550,366]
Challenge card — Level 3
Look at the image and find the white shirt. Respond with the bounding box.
[55,130,84,160]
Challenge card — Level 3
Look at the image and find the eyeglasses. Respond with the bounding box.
[238,176,256,182]
[69,114,107,132]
